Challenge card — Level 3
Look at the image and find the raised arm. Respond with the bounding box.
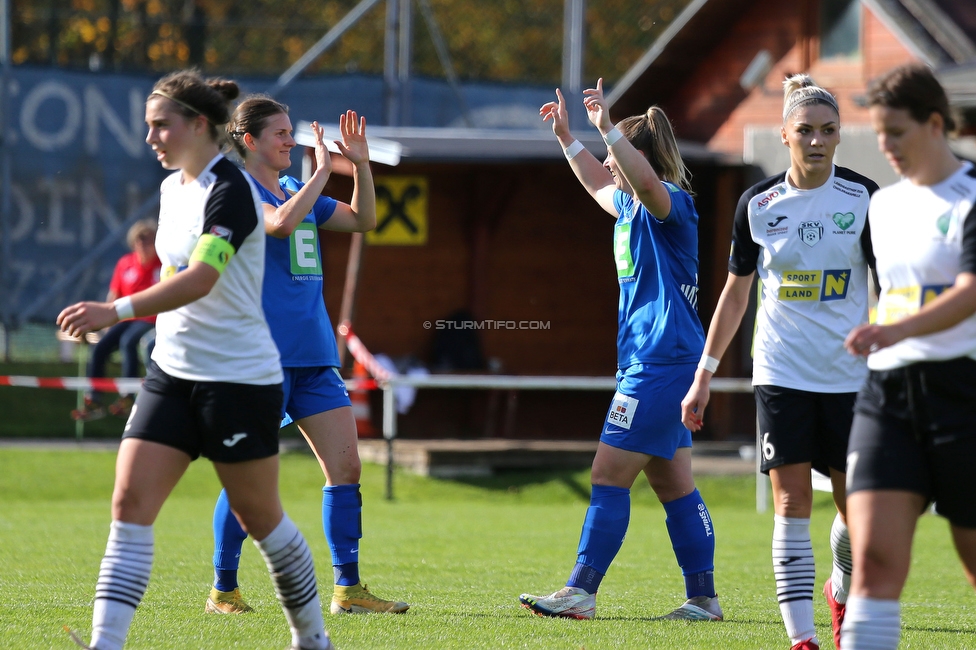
[264,120,334,238]
[540,88,618,216]
[322,111,376,233]
[584,78,673,220]
[681,272,755,430]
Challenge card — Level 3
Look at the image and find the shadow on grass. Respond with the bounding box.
[903,624,976,634]
[451,610,782,626]
[448,469,592,500]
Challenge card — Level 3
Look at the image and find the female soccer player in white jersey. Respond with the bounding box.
[519,79,721,622]
[58,71,334,650]
[203,96,407,617]
[681,74,879,650]
[841,63,976,650]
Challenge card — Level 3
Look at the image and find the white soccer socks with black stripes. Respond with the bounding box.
[254,514,331,650]
[841,595,901,649]
[829,513,852,603]
[772,515,818,646]
[90,520,154,650]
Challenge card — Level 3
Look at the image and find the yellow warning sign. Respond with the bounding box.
[366,176,428,245]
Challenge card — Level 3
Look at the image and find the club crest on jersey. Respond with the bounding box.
[209,225,233,241]
[936,212,951,236]
[607,391,638,430]
[798,221,823,247]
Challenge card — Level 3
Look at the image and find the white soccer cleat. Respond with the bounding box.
[519,586,596,620]
[654,595,724,621]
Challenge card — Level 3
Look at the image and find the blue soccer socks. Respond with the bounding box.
[568,484,631,593]
[212,488,248,592]
[323,484,363,587]
[213,484,366,591]
[663,488,716,599]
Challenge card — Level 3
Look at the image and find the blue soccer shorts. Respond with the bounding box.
[600,361,695,459]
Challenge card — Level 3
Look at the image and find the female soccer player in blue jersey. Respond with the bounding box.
[60,71,333,650]
[204,96,408,617]
[518,79,721,622]
[841,63,976,650]
[682,75,878,650]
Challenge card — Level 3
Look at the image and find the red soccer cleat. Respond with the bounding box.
[791,640,820,650]
[824,578,846,649]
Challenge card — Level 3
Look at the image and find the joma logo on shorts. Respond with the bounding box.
[223,433,248,447]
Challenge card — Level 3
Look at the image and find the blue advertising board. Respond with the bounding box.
[0,66,552,326]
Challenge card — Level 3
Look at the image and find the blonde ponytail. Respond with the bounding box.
[782,73,838,122]
[618,106,693,194]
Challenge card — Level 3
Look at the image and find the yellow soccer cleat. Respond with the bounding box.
[205,587,254,614]
[330,583,409,615]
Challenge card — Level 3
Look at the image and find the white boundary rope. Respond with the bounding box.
[336,321,762,503]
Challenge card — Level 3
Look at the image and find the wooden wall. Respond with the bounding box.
[665,0,917,155]
[317,158,756,441]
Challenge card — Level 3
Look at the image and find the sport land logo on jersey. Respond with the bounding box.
[778,269,851,301]
[798,221,823,247]
[607,391,639,430]
[876,283,952,324]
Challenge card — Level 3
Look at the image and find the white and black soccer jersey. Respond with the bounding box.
[869,161,976,370]
[729,165,879,392]
[152,154,283,385]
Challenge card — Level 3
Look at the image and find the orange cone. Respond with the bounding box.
[350,360,377,437]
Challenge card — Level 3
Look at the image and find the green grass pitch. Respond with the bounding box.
[0,447,972,649]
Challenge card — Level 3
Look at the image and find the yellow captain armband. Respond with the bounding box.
[190,233,235,274]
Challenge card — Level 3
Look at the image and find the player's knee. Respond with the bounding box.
[855,543,910,594]
[326,456,362,485]
[775,488,813,517]
[234,505,283,540]
[341,456,362,484]
[111,490,154,525]
[647,476,690,503]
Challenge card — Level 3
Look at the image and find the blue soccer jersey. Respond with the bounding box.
[252,174,340,368]
[612,185,704,368]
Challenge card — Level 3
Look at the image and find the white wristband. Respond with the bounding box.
[603,127,624,146]
[563,139,585,160]
[113,296,135,321]
[697,354,719,374]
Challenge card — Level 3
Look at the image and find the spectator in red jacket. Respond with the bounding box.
[72,218,161,421]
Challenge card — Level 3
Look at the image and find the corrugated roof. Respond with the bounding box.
[294,123,731,165]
